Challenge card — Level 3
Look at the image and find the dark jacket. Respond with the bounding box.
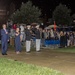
[35,29,40,39]
[25,29,32,41]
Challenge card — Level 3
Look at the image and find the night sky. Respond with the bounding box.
[12,0,75,18]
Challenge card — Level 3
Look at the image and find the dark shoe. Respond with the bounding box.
[2,53,7,55]
[2,53,5,55]
[5,53,7,55]
[36,50,41,52]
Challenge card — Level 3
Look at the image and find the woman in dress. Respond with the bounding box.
[15,27,22,54]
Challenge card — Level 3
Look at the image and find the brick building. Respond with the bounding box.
[0,0,15,25]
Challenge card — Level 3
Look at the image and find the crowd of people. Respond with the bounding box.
[60,31,75,47]
[0,23,75,55]
[0,24,41,55]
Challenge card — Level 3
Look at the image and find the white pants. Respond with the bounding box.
[36,39,41,51]
[26,41,31,52]
[67,40,70,46]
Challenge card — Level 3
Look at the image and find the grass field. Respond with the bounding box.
[0,58,64,75]
[55,46,75,53]
[8,45,75,53]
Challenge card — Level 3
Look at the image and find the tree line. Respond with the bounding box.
[10,1,75,26]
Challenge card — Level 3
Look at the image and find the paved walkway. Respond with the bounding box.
[0,49,75,75]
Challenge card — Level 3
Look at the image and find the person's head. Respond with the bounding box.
[64,32,66,35]
[27,25,31,29]
[2,24,7,29]
[36,25,40,29]
[16,27,20,32]
[45,29,47,32]
[50,28,53,32]
[14,24,16,26]
[67,32,69,35]
[60,31,64,36]
[31,26,33,28]
[42,29,45,32]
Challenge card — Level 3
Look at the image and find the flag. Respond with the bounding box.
[54,21,56,31]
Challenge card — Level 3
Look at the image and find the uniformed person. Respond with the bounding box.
[35,25,41,52]
[25,25,32,53]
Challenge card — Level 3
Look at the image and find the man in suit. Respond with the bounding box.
[1,24,9,55]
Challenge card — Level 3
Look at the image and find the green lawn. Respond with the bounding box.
[55,46,75,53]
[8,45,75,53]
[0,58,63,75]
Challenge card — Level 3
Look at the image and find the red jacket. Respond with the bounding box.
[13,24,17,30]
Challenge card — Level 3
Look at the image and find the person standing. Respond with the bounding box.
[1,24,9,55]
[12,24,17,30]
[25,25,32,53]
[35,25,41,52]
[15,28,22,54]
[41,29,45,47]
[64,32,68,47]
[20,25,25,41]
[60,31,64,48]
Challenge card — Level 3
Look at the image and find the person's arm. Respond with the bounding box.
[15,32,19,36]
[1,29,4,36]
[7,30,9,41]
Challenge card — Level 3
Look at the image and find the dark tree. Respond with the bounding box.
[10,1,41,24]
[52,3,72,26]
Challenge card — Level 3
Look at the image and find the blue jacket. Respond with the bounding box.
[1,29,9,42]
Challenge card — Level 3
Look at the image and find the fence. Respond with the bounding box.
[44,39,60,48]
